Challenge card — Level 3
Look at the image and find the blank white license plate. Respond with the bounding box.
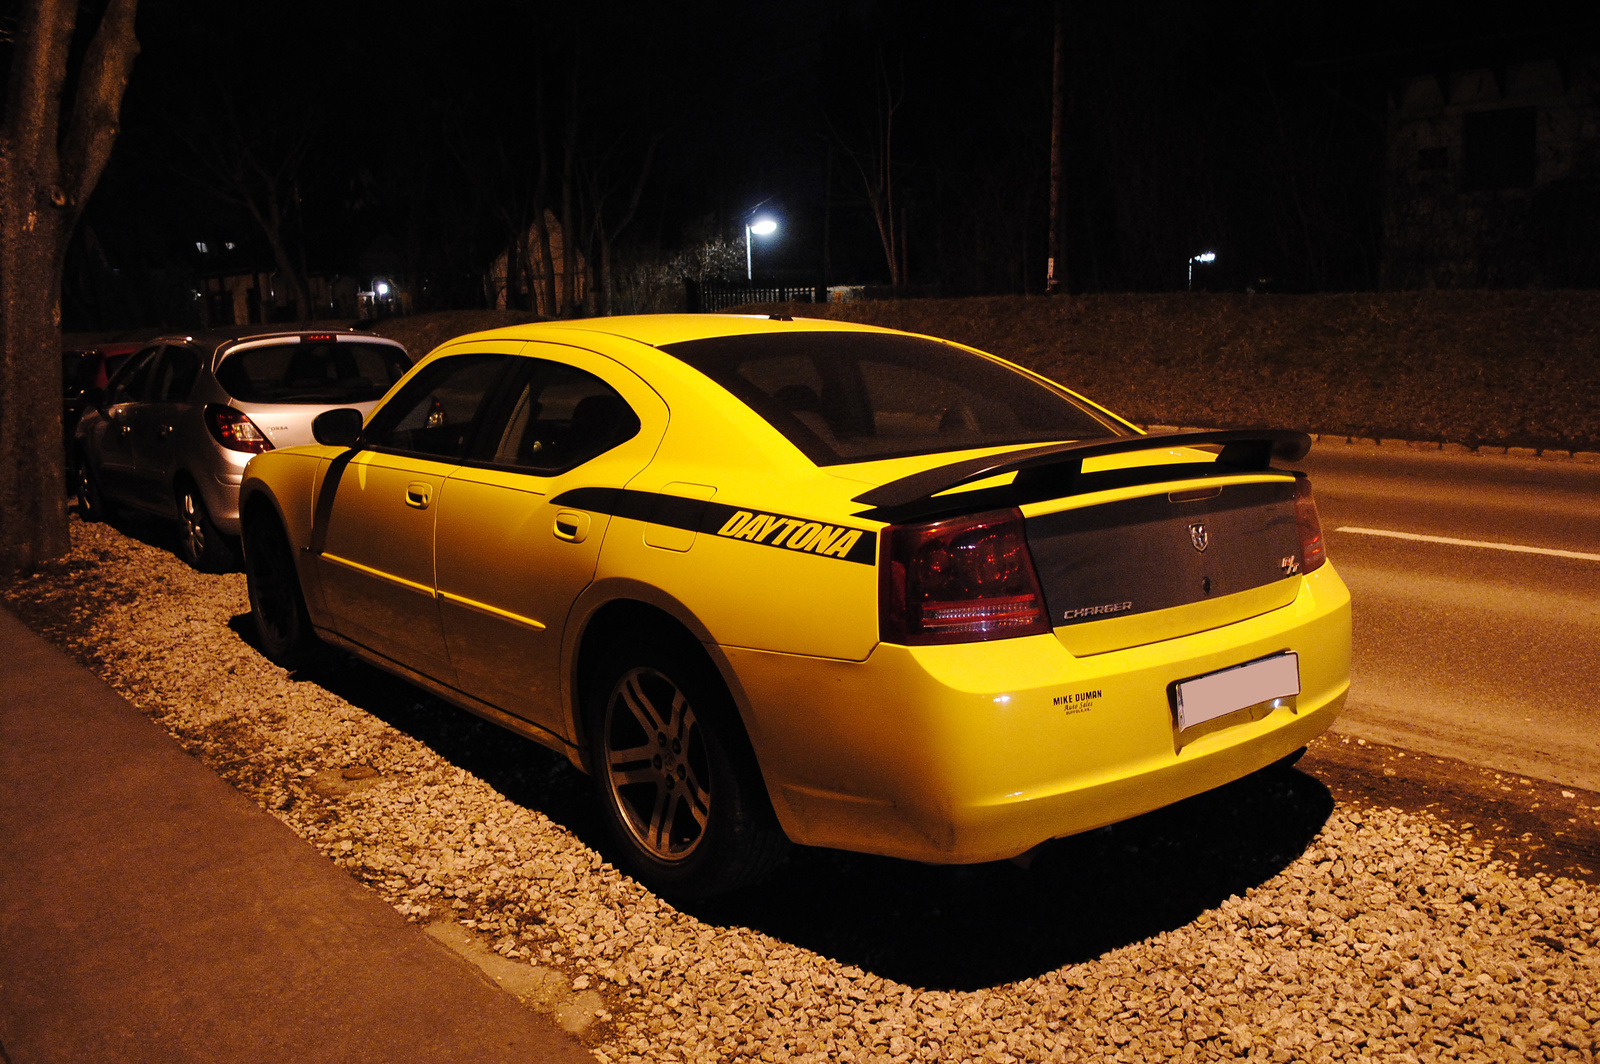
[1174,652,1300,731]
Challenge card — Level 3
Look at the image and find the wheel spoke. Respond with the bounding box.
[668,689,691,743]
[619,672,669,733]
[611,766,665,789]
[645,784,672,851]
[608,741,656,770]
[681,764,711,820]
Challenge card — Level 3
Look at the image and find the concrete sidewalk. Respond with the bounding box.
[0,607,592,1064]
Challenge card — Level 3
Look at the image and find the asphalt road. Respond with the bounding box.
[1290,443,1600,792]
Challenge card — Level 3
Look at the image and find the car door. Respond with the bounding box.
[128,344,202,513]
[433,344,668,740]
[314,352,513,683]
[94,346,162,507]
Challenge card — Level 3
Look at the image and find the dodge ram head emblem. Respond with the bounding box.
[1189,522,1209,553]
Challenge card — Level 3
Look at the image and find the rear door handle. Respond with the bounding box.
[405,482,433,509]
[553,510,590,543]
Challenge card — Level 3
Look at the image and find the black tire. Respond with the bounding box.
[585,631,788,899]
[176,481,235,572]
[74,452,114,522]
[242,510,322,669]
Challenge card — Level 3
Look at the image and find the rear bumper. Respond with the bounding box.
[205,467,245,535]
[723,563,1351,864]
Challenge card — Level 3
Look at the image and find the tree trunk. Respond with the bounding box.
[0,173,73,569]
[559,65,580,317]
[1047,0,1066,294]
[535,211,558,317]
[0,0,139,572]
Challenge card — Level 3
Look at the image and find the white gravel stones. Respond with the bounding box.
[12,518,1600,1062]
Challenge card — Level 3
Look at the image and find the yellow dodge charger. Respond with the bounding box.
[239,314,1350,897]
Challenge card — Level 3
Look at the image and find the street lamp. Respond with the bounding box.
[1188,251,1216,291]
[746,216,778,281]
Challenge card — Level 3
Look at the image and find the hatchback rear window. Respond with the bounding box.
[215,340,410,404]
[661,332,1124,465]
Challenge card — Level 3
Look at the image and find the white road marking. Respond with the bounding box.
[1336,526,1600,562]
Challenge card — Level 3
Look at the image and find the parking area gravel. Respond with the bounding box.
[6,517,1600,1063]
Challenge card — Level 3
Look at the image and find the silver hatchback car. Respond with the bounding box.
[73,328,411,570]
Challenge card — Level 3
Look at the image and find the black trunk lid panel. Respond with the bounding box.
[1028,480,1301,630]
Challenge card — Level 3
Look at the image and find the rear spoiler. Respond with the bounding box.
[850,429,1312,511]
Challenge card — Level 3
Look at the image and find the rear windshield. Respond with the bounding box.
[660,332,1123,465]
[215,340,410,404]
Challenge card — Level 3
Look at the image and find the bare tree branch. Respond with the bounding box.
[59,0,140,223]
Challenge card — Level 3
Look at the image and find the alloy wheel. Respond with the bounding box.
[181,489,208,562]
[602,667,712,862]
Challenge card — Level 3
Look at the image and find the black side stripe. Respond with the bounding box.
[551,487,878,566]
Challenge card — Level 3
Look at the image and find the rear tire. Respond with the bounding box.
[242,510,322,669]
[585,630,787,899]
[176,482,235,572]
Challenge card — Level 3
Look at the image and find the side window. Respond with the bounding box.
[151,346,202,403]
[108,347,162,405]
[364,354,507,460]
[484,361,640,473]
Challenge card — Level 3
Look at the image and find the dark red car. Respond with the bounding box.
[62,342,144,458]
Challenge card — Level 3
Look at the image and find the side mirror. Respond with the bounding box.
[312,408,364,447]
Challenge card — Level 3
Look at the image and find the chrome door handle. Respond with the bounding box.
[405,482,432,509]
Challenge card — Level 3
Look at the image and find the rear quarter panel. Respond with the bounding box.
[589,357,885,663]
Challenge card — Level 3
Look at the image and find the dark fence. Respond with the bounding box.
[686,280,827,313]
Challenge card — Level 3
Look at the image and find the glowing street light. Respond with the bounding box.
[1188,251,1216,291]
[746,216,778,281]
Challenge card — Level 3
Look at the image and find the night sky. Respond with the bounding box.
[28,0,1599,329]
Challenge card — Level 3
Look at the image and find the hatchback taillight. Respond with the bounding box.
[1294,476,1326,574]
[204,404,274,454]
[881,507,1051,645]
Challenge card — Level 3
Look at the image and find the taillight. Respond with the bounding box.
[204,404,274,454]
[881,507,1051,645]
[1294,476,1326,574]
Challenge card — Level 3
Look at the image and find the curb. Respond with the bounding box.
[1144,426,1600,465]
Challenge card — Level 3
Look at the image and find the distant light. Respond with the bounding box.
[225,241,236,251]
[375,282,390,296]
[1187,250,1218,290]
[195,241,209,254]
[744,215,780,280]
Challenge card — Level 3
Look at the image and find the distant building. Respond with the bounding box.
[1384,55,1600,288]
[201,270,361,326]
[487,209,585,317]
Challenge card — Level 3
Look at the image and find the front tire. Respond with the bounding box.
[586,632,787,899]
[176,482,235,572]
[242,510,322,669]
[74,452,114,522]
